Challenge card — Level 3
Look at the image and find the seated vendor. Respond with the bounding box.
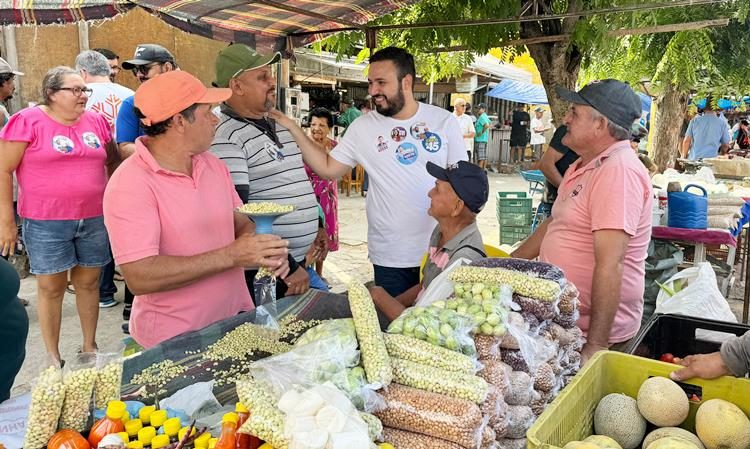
[103,71,290,349]
[368,160,488,321]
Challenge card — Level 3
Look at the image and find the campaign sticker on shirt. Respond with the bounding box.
[265,141,285,161]
[410,122,430,140]
[52,135,75,154]
[422,132,442,153]
[390,126,407,142]
[395,142,418,165]
[376,136,389,153]
[82,132,102,149]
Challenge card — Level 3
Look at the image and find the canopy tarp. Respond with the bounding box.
[0,0,131,25]
[486,79,549,105]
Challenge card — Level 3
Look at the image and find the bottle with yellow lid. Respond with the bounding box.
[89,401,127,447]
[127,441,144,449]
[151,434,171,449]
[194,432,212,449]
[117,432,130,443]
[138,426,157,446]
[139,405,156,425]
[149,409,168,428]
[125,418,144,438]
[213,413,239,449]
[122,410,131,423]
[178,426,197,442]
[162,417,181,441]
[208,438,218,449]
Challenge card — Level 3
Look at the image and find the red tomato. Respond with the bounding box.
[659,353,675,363]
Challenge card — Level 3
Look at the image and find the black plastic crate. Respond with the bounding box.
[625,313,750,360]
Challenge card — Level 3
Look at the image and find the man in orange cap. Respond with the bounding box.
[103,71,289,348]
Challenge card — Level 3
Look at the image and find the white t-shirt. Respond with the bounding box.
[85,82,134,134]
[530,117,546,145]
[454,112,475,154]
[331,103,467,267]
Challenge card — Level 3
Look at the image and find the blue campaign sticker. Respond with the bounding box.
[395,142,418,165]
[422,132,442,153]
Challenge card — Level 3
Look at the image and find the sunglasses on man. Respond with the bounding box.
[131,62,164,76]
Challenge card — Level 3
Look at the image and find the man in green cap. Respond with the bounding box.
[210,43,330,300]
[337,96,361,135]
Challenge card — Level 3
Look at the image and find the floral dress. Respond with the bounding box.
[304,139,339,251]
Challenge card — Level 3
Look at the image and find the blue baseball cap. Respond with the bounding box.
[426,161,489,214]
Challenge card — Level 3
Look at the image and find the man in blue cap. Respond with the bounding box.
[368,160,488,322]
[513,79,653,363]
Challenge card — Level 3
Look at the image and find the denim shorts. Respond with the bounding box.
[22,216,111,275]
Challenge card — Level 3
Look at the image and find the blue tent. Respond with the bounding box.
[486,79,549,104]
[638,92,652,113]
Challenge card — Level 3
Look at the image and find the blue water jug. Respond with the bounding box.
[667,184,708,229]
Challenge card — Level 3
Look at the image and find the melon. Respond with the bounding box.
[585,435,624,449]
[563,443,602,449]
[643,428,704,449]
[646,437,701,449]
[695,399,750,449]
[636,376,689,427]
[594,393,647,449]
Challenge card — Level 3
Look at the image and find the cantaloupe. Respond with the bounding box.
[585,435,624,449]
[642,428,704,449]
[646,437,700,449]
[695,399,750,449]
[563,442,602,449]
[636,377,689,427]
[594,393,647,449]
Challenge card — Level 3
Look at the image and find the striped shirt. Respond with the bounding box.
[211,111,318,261]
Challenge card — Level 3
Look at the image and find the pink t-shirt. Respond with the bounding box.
[103,138,253,349]
[539,140,652,343]
[1,107,112,220]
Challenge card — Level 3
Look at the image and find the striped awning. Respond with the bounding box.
[0,0,132,25]
[130,0,418,52]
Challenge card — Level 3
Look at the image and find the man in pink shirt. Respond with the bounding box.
[513,79,652,363]
[103,71,290,348]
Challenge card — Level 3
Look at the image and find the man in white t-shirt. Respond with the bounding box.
[453,98,475,162]
[76,50,134,135]
[530,107,550,160]
[272,47,467,297]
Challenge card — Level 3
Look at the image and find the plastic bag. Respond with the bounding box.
[23,359,65,449]
[375,384,485,449]
[480,384,508,435]
[474,335,502,361]
[505,371,534,406]
[359,412,384,442]
[442,288,509,336]
[415,257,472,308]
[59,352,97,431]
[505,405,535,439]
[158,381,221,419]
[476,360,511,394]
[236,378,289,449]
[94,348,124,409]
[655,262,736,324]
[294,319,356,347]
[390,358,488,404]
[382,427,465,449]
[497,438,527,449]
[253,268,280,329]
[387,306,476,356]
[383,333,480,374]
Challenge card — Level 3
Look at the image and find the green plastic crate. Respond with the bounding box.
[499,225,530,245]
[496,191,533,226]
[527,351,750,449]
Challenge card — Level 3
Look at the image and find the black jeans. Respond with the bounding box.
[99,257,118,300]
[373,265,420,297]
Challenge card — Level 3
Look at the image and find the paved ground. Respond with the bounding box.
[12,172,748,392]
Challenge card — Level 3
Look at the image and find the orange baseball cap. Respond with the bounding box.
[134,71,231,126]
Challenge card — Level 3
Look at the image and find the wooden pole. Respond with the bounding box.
[78,21,89,53]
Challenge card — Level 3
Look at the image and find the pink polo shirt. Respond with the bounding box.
[103,138,253,348]
[539,140,652,343]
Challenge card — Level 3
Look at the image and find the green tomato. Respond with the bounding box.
[444,335,459,351]
[446,300,459,310]
[482,289,493,300]
[472,312,487,324]
[432,300,446,309]
[471,283,485,295]
[493,324,507,336]
[414,325,428,340]
[468,304,482,315]
[482,300,496,314]
[456,305,468,315]
[454,285,464,295]
[486,313,501,326]
[403,317,418,332]
[439,323,454,337]
[438,310,454,323]
[480,322,495,335]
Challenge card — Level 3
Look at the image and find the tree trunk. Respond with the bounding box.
[652,81,688,171]
[525,42,581,124]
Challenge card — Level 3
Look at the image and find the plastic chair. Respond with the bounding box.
[340,165,364,196]
[419,243,508,281]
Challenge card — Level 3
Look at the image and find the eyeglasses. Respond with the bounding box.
[132,62,163,76]
[57,87,93,97]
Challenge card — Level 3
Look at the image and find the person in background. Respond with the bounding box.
[359,97,374,115]
[0,256,27,402]
[530,107,550,160]
[732,119,750,150]
[305,108,338,285]
[538,125,578,216]
[338,96,362,135]
[0,58,22,127]
[473,103,491,170]
[0,66,119,362]
[681,97,730,160]
[465,103,477,123]
[92,48,121,83]
[512,79,651,363]
[453,98,475,162]
[368,161,488,321]
[510,103,530,163]
[671,330,750,380]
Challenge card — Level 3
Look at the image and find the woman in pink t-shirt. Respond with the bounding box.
[0,66,118,362]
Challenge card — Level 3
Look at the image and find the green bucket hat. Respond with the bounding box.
[214,44,281,88]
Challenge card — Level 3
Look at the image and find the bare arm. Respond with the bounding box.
[539,148,565,187]
[369,284,422,321]
[681,136,692,158]
[511,217,552,260]
[583,229,630,362]
[268,110,351,180]
[120,233,289,295]
[0,141,25,256]
[118,142,136,159]
[105,140,122,178]
[719,143,730,155]
[234,211,254,238]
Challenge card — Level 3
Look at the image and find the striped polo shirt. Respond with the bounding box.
[210,110,318,261]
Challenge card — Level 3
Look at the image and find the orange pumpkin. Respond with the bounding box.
[47,429,91,449]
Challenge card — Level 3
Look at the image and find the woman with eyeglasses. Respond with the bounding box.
[0,66,119,362]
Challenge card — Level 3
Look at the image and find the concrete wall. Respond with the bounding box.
[8,7,227,110]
